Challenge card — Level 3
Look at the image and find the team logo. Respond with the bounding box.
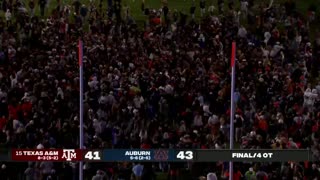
[61,149,77,161]
[154,150,169,161]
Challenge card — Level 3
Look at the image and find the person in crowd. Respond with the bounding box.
[190,0,196,20]
[28,0,35,18]
[132,163,143,180]
[39,0,46,16]
[199,0,206,17]
[5,9,11,27]
[24,162,41,180]
[0,164,8,180]
[92,170,106,180]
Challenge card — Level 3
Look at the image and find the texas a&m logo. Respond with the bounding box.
[61,149,77,161]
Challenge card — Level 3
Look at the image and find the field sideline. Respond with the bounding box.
[24,0,317,22]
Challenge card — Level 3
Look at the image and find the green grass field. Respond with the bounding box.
[32,0,317,22]
[11,0,315,37]
[121,0,315,22]
[36,0,317,37]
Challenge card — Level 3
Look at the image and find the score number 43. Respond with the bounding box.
[176,151,193,160]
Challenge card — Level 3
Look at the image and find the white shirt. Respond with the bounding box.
[203,104,211,116]
[98,95,107,104]
[165,84,174,94]
[264,32,271,44]
[88,77,99,89]
[240,1,248,11]
[139,130,147,141]
[261,47,270,57]
[196,95,204,106]
[134,96,144,109]
[270,44,283,57]
[37,144,44,149]
[238,27,247,38]
[193,115,203,126]
[179,124,186,133]
[207,173,218,180]
[93,119,102,135]
[208,114,219,125]
[5,11,11,21]
[208,5,215,12]
[304,89,314,106]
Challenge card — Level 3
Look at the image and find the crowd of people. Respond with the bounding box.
[0,0,320,179]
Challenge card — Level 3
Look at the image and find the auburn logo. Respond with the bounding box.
[154,150,169,161]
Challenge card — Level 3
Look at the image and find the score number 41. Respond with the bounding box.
[84,151,101,160]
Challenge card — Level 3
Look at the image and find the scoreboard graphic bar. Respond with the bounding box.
[101,149,175,161]
[4,149,314,162]
[100,149,311,162]
[196,149,310,162]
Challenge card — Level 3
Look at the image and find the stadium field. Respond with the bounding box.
[34,0,317,23]
[121,0,315,22]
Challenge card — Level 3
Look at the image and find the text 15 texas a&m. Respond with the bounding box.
[11,149,83,161]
